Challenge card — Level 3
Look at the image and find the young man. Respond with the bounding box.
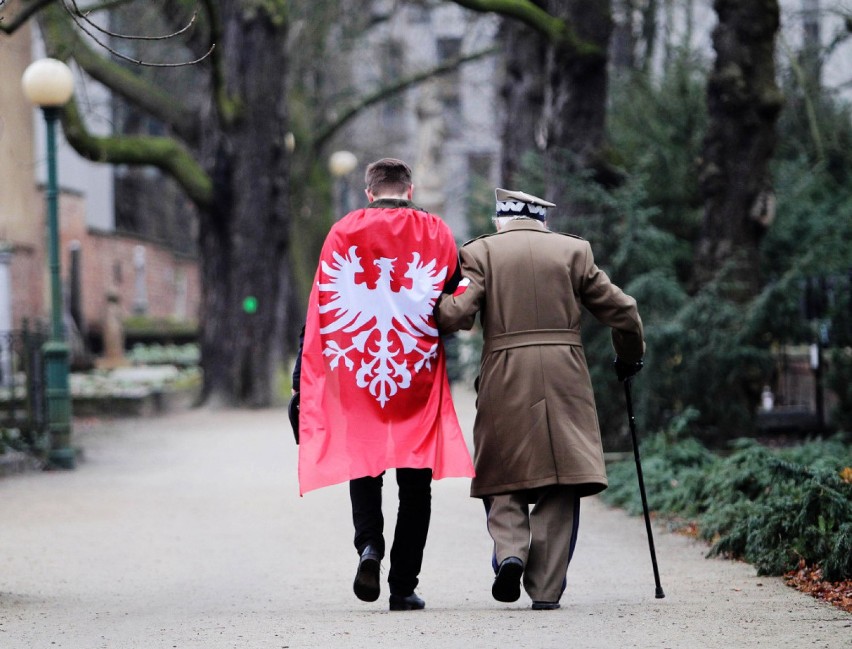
[434,188,644,610]
[294,158,474,611]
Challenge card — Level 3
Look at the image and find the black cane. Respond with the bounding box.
[623,377,665,599]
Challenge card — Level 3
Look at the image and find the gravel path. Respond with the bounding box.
[0,386,849,648]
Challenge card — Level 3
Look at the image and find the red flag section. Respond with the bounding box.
[298,206,475,495]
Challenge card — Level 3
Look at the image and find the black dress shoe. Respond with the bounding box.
[531,601,561,610]
[353,545,381,602]
[389,592,425,611]
[492,556,524,603]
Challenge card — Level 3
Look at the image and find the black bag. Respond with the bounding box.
[288,393,300,444]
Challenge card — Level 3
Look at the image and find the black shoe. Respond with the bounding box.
[353,545,381,602]
[389,592,425,611]
[531,601,561,610]
[492,556,524,603]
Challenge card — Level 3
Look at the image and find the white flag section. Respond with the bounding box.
[317,245,447,407]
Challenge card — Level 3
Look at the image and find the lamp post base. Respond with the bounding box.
[48,447,77,470]
[43,340,75,470]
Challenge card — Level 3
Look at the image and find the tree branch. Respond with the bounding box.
[448,0,567,42]
[62,0,215,68]
[200,0,240,125]
[824,18,852,59]
[40,6,199,142]
[448,0,602,56]
[76,0,136,13]
[156,0,213,62]
[312,46,496,153]
[62,98,213,207]
[779,34,824,163]
[1,0,55,34]
[68,0,197,42]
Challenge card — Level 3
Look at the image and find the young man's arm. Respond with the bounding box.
[434,244,486,334]
[291,324,305,394]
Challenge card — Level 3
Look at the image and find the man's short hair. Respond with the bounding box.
[365,158,412,195]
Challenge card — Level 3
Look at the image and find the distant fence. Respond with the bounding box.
[757,345,838,433]
[0,324,48,454]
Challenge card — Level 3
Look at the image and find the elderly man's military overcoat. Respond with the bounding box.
[436,219,644,498]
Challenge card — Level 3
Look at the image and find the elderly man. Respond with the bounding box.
[435,188,644,610]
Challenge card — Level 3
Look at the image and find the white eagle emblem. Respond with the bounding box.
[318,245,448,407]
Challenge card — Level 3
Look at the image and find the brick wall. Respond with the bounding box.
[57,191,200,334]
[6,187,199,342]
[9,243,45,329]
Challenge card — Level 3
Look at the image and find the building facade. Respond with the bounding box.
[330,2,503,241]
[0,7,200,352]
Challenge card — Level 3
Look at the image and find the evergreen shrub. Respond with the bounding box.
[602,429,852,581]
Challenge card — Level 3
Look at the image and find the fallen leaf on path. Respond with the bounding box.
[784,559,852,614]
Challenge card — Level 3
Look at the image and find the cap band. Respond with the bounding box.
[495,200,548,221]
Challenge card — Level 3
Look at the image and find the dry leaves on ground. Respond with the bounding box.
[672,524,851,615]
[784,559,852,614]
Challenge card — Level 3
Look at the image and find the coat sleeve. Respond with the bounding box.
[434,243,486,334]
[577,241,645,362]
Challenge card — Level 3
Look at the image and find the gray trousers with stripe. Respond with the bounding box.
[485,485,580,603]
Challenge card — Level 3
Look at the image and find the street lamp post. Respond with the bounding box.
[328,150,359,217]
[22,58,76,469]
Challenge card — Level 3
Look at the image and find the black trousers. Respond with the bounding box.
[349,468,432,597]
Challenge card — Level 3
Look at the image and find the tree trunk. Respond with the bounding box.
[639,0,658,72]
[540,0,614,229]
[198,6,292,407]
[497,1,613,210]
[498,4,548,188]
[611,0,637,70]
[612,0,659,73]
[696,0,783,300]
[801,0,822,88]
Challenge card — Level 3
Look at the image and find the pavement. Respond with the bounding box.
[0,385,849,649]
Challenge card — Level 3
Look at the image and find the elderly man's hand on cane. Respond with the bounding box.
[614,357,644,382]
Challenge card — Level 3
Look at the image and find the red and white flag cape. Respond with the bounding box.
[297,206,474,495]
